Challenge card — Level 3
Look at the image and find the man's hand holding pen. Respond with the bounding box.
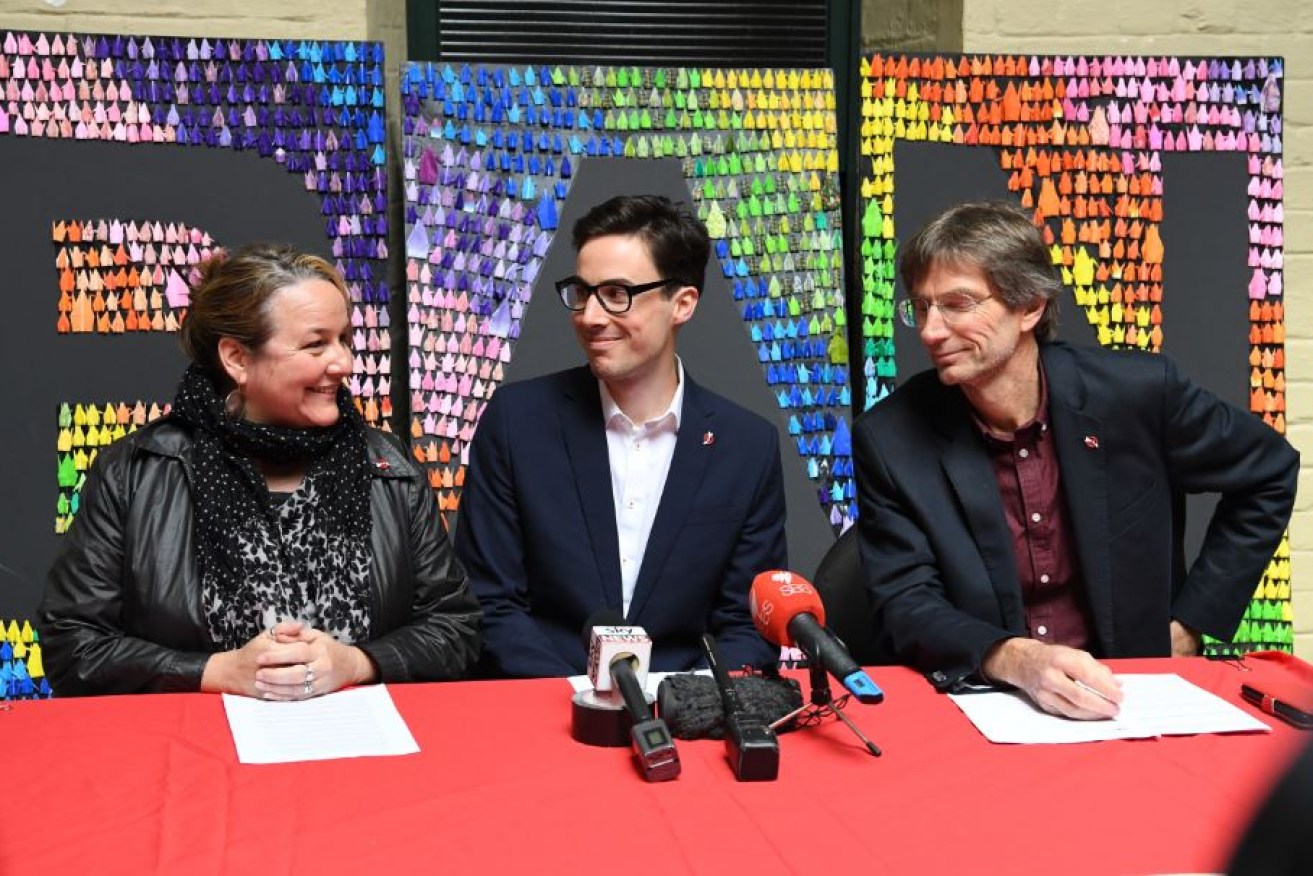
[982,637,1124,720]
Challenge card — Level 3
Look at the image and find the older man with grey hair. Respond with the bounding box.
[853,201,1298,719]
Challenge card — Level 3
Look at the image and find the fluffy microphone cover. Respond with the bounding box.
[657,674,803,740]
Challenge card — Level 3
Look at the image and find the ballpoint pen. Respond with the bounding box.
[1073,679,1120,708]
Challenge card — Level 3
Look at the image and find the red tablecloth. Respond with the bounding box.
[1,658,1305,875]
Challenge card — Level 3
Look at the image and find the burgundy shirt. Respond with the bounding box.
[973,371,1094,651]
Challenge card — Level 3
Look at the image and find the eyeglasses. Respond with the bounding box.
[896,293,995,328]
[555,276,680,315]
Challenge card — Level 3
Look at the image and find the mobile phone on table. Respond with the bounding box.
[1241,684,1313,730]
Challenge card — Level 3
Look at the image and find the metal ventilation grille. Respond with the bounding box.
[433,0,830,67]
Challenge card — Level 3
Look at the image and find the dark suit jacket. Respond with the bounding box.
[455,366,786,677]
[853,342,1298,690]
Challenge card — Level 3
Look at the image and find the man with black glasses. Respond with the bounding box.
[456,195,785,677]
[854,201,1298,718]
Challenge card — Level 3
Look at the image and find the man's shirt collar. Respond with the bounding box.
[599,356,685,431]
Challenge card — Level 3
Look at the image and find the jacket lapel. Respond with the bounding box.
[1042,345,1115,653]
[559,369,624,613]
[626,378,714,620]
[934,390,1025,632]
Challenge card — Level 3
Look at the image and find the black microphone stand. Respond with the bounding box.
[770,663,882,757]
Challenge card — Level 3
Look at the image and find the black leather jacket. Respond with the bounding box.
[39,418,482,695]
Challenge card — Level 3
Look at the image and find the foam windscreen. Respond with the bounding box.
[656,674,803,740]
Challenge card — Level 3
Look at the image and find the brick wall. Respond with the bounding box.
[0,0,377,41]
[863,0,964,52]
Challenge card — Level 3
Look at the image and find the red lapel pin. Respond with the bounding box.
[1083,435,1100,450]
[702,431,715,446]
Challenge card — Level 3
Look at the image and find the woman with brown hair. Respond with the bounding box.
[40,243,481,698]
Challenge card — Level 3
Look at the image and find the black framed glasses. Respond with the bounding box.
[895,293,995,328]
[555,276,680,315]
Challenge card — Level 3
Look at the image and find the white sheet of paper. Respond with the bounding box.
[223,684,420,764]
[948,674,1271,744]
[567,669,712,697]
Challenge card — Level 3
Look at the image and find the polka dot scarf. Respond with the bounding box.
[170,365,373,651]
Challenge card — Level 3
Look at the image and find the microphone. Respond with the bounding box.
[701,633,779,781]
[579,612,680,782]
[749,571,884,704]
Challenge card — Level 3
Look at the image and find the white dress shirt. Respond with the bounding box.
[599,359,685,616]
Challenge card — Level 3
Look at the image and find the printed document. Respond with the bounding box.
[223,684,420,764]
[949,674,1271,744]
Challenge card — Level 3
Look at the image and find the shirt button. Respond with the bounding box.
[1040,574,1051,584]
[1037,625,1049,636]
[1031,512,1042,523]
[1018,448,1029,459]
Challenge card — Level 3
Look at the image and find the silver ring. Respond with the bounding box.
[304,665,314,684]
[303,680,313,696]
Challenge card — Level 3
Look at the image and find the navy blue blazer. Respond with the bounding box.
[854,342,1298,690]
[455,366,786,677]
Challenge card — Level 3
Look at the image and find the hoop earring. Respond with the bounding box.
[224,388,246,419]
